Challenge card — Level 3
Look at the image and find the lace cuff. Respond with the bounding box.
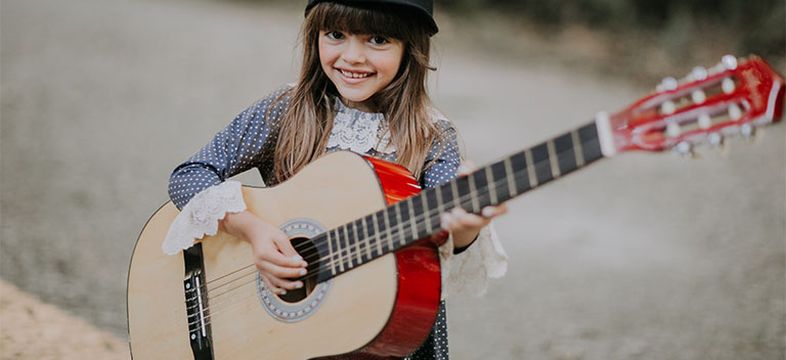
[162,181,247,255]
[438,223,508,298]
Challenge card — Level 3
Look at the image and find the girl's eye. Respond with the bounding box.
[369,36,389,45]
[325,31,344,40]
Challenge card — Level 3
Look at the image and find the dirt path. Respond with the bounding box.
[0,280,128,359]
[1,0,783,359]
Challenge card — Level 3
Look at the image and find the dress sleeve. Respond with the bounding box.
[162,87,290,255]
[421,119,509,299]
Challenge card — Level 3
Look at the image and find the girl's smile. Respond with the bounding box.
[318,30,404,112]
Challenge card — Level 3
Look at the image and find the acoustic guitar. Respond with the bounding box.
[127,55,784,359]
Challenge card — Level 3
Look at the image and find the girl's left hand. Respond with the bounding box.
[440,204,508,249]
[439,161,508,249]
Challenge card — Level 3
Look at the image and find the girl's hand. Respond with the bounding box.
[221,211,308,295]
[440,204,508,249]
[440,161,508,249]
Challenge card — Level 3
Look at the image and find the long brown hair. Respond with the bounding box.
[271,2,440,183]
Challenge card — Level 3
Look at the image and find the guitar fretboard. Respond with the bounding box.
[308,121,604,282]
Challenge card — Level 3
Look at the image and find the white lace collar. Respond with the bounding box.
[327,98,395,155]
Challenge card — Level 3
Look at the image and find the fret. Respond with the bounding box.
[325,231,337,275]
[333,229,345,273]
[351,221,363,265]
[485,165,498,205]
[394,203,405,246]
[406,199,418,240]
[546,140,561,178]
[467,173,480,212]
[455,175,471,211]
[490,160,509,203]
[373,212,384,255]
[531,143,554,185]
[471,169,488,211]
[510,151,529,194]
[578,122,603,163]
[361,217,372,259]
[571,130,586,167]
[554,132,578,174]
[524,149,538,187]
[342,225,353,269]
[440,182,455,210]
[384,207,394,251]
[504,157,517,198]
[411,194,428,236]
[450,180,460,207]
[423,188,438,233]
[435,184,445,214]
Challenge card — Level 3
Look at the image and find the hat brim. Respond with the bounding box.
[305,0,438,36]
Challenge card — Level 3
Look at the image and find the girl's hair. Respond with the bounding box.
[271,1,439,183]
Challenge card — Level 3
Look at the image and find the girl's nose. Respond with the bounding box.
[341,38,366,64]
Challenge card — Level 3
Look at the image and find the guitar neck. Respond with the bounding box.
[312,121,605,282]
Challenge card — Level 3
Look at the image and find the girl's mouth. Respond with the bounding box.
[337,68,374,80]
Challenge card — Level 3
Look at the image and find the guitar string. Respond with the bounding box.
[183,138,599,305]
[191,164,522,304]
[186,185,505,330]
[186,139,602,331]
[184,145,595,327]
[187,135,595,295]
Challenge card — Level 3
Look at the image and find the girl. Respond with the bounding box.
[164,1,508,358]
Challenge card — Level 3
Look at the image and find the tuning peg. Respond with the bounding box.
[698,114,712,129]
[691,66,708,81]
[721,55,738,70]
[708,132,724,147]
[661,100,677,115]
[740,123,755,139]
[691,90,707,104]
[657,77,679,92]
[728,103,743,121]
[674,141,694,157]
[722,78,736,94]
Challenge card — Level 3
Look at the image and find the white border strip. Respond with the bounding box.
[595,111,617,157]
[766,79,782,122]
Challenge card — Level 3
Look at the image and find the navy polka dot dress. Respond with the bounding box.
[169,86,460,360]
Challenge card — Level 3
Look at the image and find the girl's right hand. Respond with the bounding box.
[220,211,308,295]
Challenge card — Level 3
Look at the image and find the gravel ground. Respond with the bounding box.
[1,0,784,359]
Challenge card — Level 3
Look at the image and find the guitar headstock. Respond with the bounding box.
[603,55,785,155]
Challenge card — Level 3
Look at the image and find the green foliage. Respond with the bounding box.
[440,0,785,58]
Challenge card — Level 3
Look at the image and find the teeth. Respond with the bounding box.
[340,69,371,79]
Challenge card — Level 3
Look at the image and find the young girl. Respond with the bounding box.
[164,1,508,358]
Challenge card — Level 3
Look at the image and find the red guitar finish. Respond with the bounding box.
[340,156,443,358]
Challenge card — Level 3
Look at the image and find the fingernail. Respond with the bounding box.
[278,289,287,295]
[294,281,304,289]
[482,207,494,217]
[299,269,307,276]
[293,255,303,261]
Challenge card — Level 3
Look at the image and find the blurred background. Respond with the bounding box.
[1,0,784,358]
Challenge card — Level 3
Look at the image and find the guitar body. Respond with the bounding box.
[127,152,442,359]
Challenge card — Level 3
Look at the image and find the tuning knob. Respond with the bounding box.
[721,55,738,70]
[740,123,755,139]
[674,141,694,157]
[708,132,724,147]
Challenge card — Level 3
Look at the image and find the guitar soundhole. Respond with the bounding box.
[279,237,319,304]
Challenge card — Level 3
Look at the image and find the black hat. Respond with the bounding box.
[305,0,438,35]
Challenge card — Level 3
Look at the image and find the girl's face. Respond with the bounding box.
[318,30,404,112]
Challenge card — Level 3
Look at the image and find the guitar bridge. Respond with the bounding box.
[183,243,214,359]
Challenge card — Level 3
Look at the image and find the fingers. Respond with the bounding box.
[481,204,508,218]
[458,161,475,176]
[441,205,508,232]
[255,257,307,295]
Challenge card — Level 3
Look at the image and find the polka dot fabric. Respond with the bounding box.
[168,86,461,359]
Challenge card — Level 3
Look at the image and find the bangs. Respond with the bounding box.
[308,2,427,40]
